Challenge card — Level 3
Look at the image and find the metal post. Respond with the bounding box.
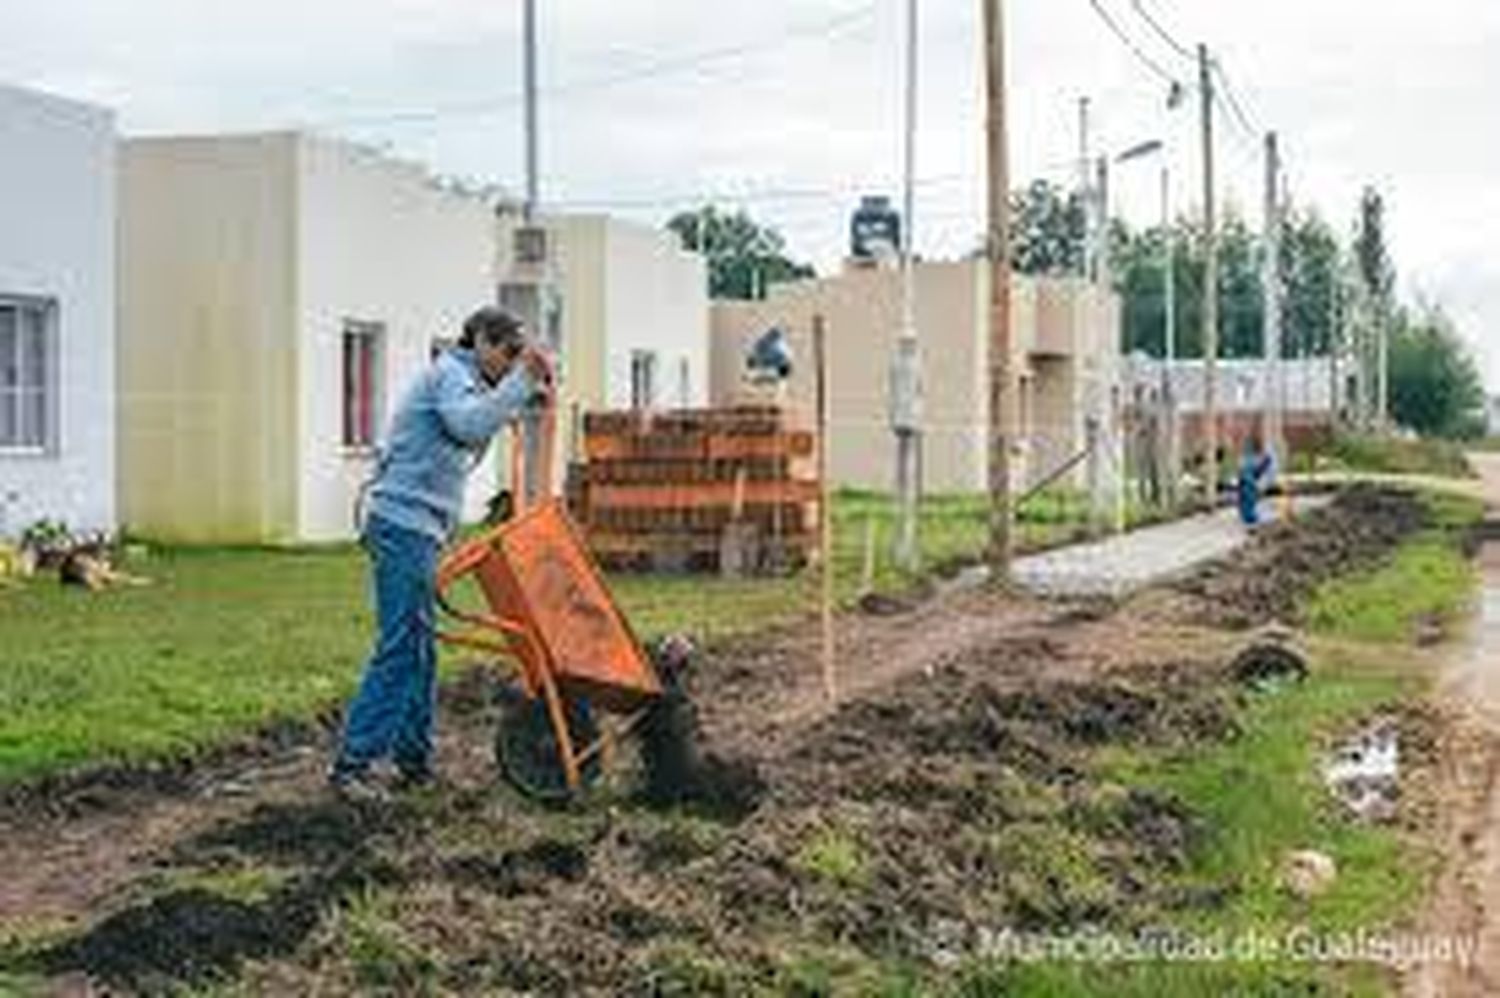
[523,0,539,222]
[893,0,922,571]
[814,316,834,701]
[1262,131,1283,458]
[984,0,1015,577]
[1162,164,1180,505]
[1198,43,1219,507]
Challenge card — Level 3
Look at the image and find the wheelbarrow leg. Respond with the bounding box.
[535,659,583,792]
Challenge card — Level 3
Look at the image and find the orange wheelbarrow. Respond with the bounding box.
[433,412,684,800]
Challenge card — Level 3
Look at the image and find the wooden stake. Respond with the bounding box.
[510,422,527,517]
[860,513,879,597]
[814,316,835,702]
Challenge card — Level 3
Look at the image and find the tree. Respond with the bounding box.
[1354,187,1394,305]
[1111,208,1264,360]
[1388,306,1485,437]
[666,206,815,300]
[1278,207,1342,359]
[1008,179,1087,275]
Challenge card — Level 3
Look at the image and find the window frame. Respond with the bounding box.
[340,319,386,454]
[630,349,659,411]
[0,295,59,457]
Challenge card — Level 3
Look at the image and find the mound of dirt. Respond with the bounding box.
[1175,485,1428,629]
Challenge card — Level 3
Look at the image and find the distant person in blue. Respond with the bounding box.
[331,306,552,802]
[1237,433,1277,527]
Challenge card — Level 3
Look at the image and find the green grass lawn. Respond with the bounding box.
[0,491,1096,785]
[985,656,1419,996]
[1305,491,1483,643]
[982,491,1483,995]
[1294,433,1477,480]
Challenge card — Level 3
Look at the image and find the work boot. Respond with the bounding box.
[393,764,439,794]
[328,768,389,805]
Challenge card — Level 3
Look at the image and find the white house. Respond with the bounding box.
[0,85,116,537]
[118,133,498,544]
[495,213,708,417]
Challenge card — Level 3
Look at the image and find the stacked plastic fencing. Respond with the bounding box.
[568,406,821,573]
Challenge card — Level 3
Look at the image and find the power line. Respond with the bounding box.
[1127,0,1195,62]
[1212,60,1262,140]
[302,3,878,129]
[1085,0,1182,86]
[550,172,971,212]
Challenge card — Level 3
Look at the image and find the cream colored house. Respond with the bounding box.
[118,133,497,543]
[494,212,708,464]
[710,261,1120,493]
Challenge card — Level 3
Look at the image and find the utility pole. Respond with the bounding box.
[1161,163,1180,504]
[893,0,922,571]
[1078,98,1093,278]
[1198,43,1219,507]
[984,0,1015,577]
[1261,131,1283,459]
[523,0,539,222]
[1376,296,1389,431]
[1328,253,1343,431]
[1093,155,1124,536]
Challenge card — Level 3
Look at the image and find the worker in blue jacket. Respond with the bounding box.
[1237,433,1276,528]
[331,305,552,801]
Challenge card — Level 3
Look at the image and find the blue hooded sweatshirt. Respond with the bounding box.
[366,348,534,542]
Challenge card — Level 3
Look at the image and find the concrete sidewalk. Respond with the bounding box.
[1011,498,1329,599]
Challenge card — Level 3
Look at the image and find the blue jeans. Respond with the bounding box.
[333,514,441,779]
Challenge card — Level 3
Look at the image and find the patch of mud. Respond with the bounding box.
[179,800,396,868]
[42,859,401,988]
[1175,484,1428,629]
[0,714,334,821]
[443,839,590,896]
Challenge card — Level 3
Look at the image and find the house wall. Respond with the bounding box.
[117,134,300,543]
[493,212,707,474]
[710,262,990,493]
[0,85,116,536]
[295,136,496,542]
[709,264,1121,494]
[600,219,709,411]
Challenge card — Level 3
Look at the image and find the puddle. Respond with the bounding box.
[1443,539,1500,723]
[1323,716,1400,822]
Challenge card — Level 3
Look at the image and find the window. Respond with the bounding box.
[341,320,384,450]
[677,357,692,408]
[630,350,658,410]
[0,297,56,452]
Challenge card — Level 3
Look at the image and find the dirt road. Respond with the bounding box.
[1409,453,1500,998]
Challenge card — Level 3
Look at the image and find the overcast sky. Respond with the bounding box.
[7,0,1497,390]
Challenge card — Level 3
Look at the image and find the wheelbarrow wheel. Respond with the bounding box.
[494,686,602,802]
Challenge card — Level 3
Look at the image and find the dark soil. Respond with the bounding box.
[1174,484,1428,629]
[5,498,1399,994]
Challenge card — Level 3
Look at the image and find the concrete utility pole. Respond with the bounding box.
[1161,162,1180,503]
[1328,254,1343,429]
[893,0,923,571]
[1198,43,1219,507]
[984,0,1015,577]
[523,0,539,221]
[1078,98,1092,278]
[1376,297,1390,430]
[1261,131,1283,459]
